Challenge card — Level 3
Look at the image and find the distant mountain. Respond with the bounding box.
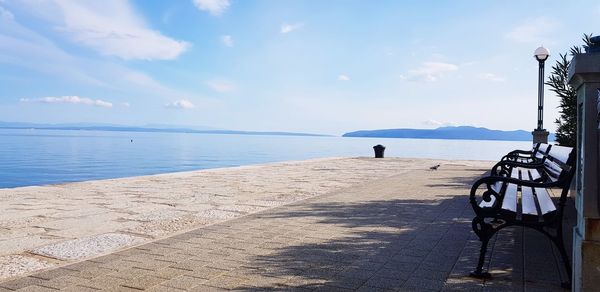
[143,123,222,131]
[0,121,329,137]
[343,126,556,142]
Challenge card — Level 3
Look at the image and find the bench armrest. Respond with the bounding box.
[478,175,561,188]
[491,160,544,176]
[507,149,533,156]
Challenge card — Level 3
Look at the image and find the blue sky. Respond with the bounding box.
[1,0,598,135]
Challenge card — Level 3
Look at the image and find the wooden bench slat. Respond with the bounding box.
[544,160,563,181]
[534,187,557,215]
[511,168,520,179]
[521,187,538,217]
[549,145,572,164]
[528,169,541,181]
[501,183,518,213]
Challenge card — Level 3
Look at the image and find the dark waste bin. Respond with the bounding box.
[373,144,385,158]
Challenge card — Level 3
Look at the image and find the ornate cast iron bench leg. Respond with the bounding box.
[470,217,494,278]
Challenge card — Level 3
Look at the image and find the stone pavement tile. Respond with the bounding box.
[129,258,174,271]
[61,261,99,272]
[520,282,565,292]
[411,267,450,281]
[73,266,117,280]
[88,254,121,264]
[419,260,456,273]
[297,267,340,280]
[101,285,142,292]
[161,275,207,290]
[152,267,189,280]
[29,268,77,281]
[283,275,327,289]
[313,284,353,292]
[363,275,406,290]
[323,276,367,290]
[389,254,424,264]
[382,261,418,272]
[375,268,413,281]
[106,267,152,280]
[0,277,47,290]
[335,267,376,280]
[205,259,243,271]
[145,285,186,292]
[168,259,208,272]
[60,285,103,292]
[183,266,227,279]
[355,285,395,292]
[203,275,249,290]
[225,266,261,279]
[402,276,446,291]
[37,275,89,290]
[77,274,127,290]
[188,285,230,292]
[442,277,484,292]
[96,259,138,272]
[160,252,197,263]
[13,285,56,292]
[120,274,169,290]
[347,259,387,272]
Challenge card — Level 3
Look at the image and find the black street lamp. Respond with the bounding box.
[532,46,550,143]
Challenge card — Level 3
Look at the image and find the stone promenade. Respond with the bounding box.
[0,161,573,291]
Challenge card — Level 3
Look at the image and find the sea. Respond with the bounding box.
[0,129,531,188]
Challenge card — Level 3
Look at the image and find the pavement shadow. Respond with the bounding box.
[226,189,573,291]
[230,195,480,291]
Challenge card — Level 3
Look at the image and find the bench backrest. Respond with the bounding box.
[535,143,552,160]
[543,145,575,185]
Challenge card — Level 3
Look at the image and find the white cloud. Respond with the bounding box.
[21,96,113,108]
[506,17,560,44]
[206,79,235,93]
[0,10,213,112]
[479,73,505,82]
[165,99,195,109]
[192,0,230,16]
[20,1,189,60]
[221,35,233,47]
[406,62,458,82]
[337,74,350,81]
[281,22,304,34]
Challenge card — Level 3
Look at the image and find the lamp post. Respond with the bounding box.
[532,46,550,144]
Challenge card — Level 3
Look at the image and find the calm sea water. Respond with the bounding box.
[0,129,531,188]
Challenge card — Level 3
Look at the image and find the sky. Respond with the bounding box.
[1,0,599,135]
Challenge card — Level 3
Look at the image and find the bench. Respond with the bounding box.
[469,145,575,287]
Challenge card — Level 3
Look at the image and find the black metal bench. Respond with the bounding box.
[469,145,575,287]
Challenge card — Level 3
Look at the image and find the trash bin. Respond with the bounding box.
[373,144,385,158]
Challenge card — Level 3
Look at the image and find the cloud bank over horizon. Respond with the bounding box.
[21,96,113,108]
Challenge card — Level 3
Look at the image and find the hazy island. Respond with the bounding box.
[0,121,329,137]
[343,126,556,142]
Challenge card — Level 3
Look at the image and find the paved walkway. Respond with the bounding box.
[0,163,573,291]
